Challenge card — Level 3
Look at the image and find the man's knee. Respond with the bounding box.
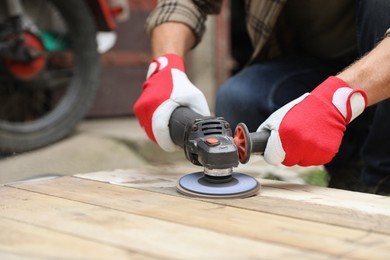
[215,82,237,111]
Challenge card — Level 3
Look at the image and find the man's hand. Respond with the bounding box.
[133,54,210,152]
[258,76,367,166]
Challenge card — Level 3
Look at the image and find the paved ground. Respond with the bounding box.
[0,117,326,185]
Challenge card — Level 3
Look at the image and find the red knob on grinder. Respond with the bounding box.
[234,123,270,164]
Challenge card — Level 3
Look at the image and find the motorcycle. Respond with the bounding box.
[0,0,128,155]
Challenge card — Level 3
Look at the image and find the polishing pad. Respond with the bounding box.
[177,172,260,199]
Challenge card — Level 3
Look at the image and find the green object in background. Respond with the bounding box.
[303,169,329,187]
[39,31,71,51]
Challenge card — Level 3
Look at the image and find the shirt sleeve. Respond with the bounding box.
[146,0,223,45]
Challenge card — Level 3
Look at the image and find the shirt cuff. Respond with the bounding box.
[385,28,390,37]
[146,0,207,45]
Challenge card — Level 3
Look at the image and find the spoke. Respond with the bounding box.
[31,0,45,30]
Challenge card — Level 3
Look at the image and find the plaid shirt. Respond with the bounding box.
[146,0,287,61]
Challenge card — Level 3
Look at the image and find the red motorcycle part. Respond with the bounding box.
[5,32,46,80]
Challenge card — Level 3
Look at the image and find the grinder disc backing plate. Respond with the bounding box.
[177,172,260,199]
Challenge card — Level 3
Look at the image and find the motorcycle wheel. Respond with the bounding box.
[0,0,100,155]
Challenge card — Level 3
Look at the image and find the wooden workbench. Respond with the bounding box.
[1,165,389,259]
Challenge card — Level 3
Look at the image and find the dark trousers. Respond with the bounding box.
[215,0,390,193]
[357,0,390,192]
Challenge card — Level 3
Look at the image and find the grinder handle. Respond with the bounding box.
[249,131,270,154]
[169,107,204,149]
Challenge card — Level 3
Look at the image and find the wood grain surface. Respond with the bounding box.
[1,170,389,259]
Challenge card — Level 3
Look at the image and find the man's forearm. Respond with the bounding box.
[151,22,196,58]
[338,37,390,106]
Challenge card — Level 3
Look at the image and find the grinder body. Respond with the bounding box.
[169,107,238,173]
[169,107,260,198]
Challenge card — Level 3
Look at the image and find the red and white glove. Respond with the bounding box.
[258,76,367,166]
[133,54,210,152]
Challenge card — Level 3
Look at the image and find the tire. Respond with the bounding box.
[0,0,100,155]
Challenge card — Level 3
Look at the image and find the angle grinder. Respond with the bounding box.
[169,107,268,199]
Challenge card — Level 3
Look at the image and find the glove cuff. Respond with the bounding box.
[312,76,367,123]
[146,54,185,79]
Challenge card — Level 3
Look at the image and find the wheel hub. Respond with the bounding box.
[4,32,46,80]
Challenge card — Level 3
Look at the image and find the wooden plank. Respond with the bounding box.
[76,168,390,207]
[8,176,390,259]
[0,186,329,259]
[227,179,390,230]
[76,169,390,234]
[0,217,140,260]
[76,170,389,232]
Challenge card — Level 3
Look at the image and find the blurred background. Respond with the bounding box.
[90,0,231,118]
[0,0,235,182]
[0,0,326,186]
